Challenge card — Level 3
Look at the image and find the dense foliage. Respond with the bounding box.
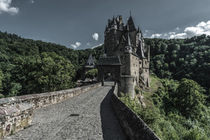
[85,69,98,79]
[0,31,103,97]
[121,76,210,140]
[145,35,210,89]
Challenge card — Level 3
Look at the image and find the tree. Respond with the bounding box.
[38,52,76,92]
[174,78,206,119]
[0,70,3,93]
[12,53,76,95]
[85,69,98,79]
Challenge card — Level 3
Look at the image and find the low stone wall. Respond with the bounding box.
[0,83,101,139]
[111,84,160,140]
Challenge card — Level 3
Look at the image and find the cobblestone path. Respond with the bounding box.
[5,82,126,140]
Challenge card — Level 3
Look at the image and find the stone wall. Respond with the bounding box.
[120,75,136,98]
[111,84,160,140]
[0,83,101,139]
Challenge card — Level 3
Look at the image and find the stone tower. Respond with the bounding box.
[98,15,150,98]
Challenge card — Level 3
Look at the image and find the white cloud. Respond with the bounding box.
[91,43,103,49]
[31,0,35,4]
[86,42,90,46]
[92,33,99,41]
[150,33,162,38]
[149,20,210,39]
[0,0,19,15]
[71,42,81,49]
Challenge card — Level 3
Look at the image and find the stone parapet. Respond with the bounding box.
[0,103,33,139]
[0,83,101,139]
[111,84,160,140]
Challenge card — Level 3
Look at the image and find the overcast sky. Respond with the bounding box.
[1,0,210,49]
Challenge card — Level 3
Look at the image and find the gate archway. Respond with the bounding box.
[97,56,121,86]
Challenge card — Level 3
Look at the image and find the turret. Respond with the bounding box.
[125,33,132,54]
[147,45,150,61]
[110,17,117,30]
[127,16,136,32]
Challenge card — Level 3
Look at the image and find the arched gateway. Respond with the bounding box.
[97,56,121,86]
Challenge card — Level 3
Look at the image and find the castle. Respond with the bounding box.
[97,15,150,98]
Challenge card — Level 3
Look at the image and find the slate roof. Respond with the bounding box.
[97,56,121,66]
[86,54,95,66]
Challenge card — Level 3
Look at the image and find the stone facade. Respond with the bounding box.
[98,15,150,97]
[0,103,33,139]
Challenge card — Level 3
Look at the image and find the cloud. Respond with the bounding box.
[91,43,103,49]
[92,33,99,41]
[149,20,210,39]
[0,0,19,15]
[31,0,35,4]
[86,42,90,46]
[150,33,162,38]
[70,42,81,49]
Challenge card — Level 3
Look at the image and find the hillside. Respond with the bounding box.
[145,35,210,89]
[0,31,210,139]
[0,31,209,97]
[0,31,103,97]
[120,75,210,139]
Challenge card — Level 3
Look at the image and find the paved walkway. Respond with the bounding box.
[5,82,126,140]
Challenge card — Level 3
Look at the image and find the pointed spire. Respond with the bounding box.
[127,13,136,31]
[125,33,132,53]
[86,54,95,66]
[105,25,108,31]
[113,18,117,25]
[138,42,145,59]
[127,33,131,46]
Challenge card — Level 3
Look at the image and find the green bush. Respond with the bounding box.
[183,128,208,140]
[85,69,98,79]
[174,78,206,119]
[135,86,141,94]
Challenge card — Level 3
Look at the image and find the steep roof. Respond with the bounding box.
[127,16,136,31]
[137,42,146,59]
[86,54,95,66]
[97,56,121,66]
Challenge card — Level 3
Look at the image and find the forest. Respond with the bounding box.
[1,31,209,97]
[0,31,209,139]
[0,31,103,97]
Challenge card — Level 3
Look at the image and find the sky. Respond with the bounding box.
[1,0,210,49]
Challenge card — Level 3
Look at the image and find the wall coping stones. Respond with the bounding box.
[111,83,160,140]
[0,83,101,139]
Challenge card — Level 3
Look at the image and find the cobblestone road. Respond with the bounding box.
[5,82,126,140]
